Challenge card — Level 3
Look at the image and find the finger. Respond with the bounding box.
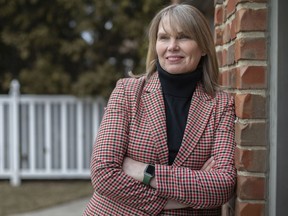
[204,159,215,171]
[201,157,214,170]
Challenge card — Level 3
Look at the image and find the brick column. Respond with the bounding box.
[214,0,268,215]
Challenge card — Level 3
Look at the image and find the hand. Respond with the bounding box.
[164,199,189,210]
[122,156,215,183]
[201,157,215,171]
[164,157,216,210]
[122,157,147,182]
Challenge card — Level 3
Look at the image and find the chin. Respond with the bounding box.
[166,68,187,75]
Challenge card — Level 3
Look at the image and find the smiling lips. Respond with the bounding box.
[166,56,183,62]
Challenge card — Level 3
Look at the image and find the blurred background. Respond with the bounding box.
[0,0,212,215]
[0,0,174,98]
[0,0,214,98]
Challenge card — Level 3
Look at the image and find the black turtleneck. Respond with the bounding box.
[157,61,202,165]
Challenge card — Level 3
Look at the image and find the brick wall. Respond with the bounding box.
[214,0,268,215]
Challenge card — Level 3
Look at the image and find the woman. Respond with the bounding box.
[83,3,236,215]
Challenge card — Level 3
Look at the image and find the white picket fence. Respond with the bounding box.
[0,80,106,186]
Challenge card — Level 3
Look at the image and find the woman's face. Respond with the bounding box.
[156,16,204,74]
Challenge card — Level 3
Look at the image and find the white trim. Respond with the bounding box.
[45,102,52,172]
[0,104,4,172]
[0,81,104,185]
[29,102,36,172]
[269,0,278,215]
[61,101,68,172]
[77,101,84,171]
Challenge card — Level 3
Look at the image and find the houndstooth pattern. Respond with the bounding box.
[83,72,236,216]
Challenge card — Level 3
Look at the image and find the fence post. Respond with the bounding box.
[9,79,21,186]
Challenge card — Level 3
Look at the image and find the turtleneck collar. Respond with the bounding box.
[157,60,203,98]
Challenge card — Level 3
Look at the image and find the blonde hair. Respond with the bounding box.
[145,4,219,96]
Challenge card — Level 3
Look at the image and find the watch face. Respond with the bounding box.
[146,165,155,176]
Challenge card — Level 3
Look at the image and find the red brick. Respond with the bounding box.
[236,0,267,3]
[216,50,223,67]
[235,93,266,119]
[218,65,266,89]
[227,43,236,65]
[235,8,267,33]
[222,48,228,66]
[235,200,265,216]
[219,68,237,87]
[226,0,236,17]
[236,66,266,89]
[214,26,223,45]
[223,23,232,43]
[235,37,267,61]
[231,18,237,40]
[235,147,267,172]
[214,2,268,216]
[218,70,228,87]
[237,175,266,200]
[215,5,224,25]
[235,122,267,146]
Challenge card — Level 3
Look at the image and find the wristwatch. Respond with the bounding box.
[143,164,155,185]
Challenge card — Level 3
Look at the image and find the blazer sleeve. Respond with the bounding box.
[155,95,236,209]
[90,79,166,215]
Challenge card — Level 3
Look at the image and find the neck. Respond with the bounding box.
[157,61,203,97]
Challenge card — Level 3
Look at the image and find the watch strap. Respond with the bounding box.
[143,164,155,185]
[143,173,152,185]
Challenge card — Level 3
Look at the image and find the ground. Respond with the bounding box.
[0,180,93,216]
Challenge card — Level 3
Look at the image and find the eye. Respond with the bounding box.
[177,34,190,40]
[157,34,169,40]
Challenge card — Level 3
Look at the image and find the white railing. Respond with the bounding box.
[0,80,106,186]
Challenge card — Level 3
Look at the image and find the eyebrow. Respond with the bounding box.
[157,31,186,37]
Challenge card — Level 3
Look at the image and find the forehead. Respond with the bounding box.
[158,15,185,35]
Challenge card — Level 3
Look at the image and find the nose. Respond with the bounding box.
[167,39,179,51]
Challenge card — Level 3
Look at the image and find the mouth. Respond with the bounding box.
[166,56,183,62]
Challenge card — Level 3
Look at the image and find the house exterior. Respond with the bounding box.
[212,0,287,215]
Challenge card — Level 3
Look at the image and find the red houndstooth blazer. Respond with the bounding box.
[83,72,236,216]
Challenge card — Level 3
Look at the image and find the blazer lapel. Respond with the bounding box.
[142,73,169,165]
[173,84,214,166]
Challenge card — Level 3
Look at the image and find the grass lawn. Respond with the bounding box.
[0,180,93,216]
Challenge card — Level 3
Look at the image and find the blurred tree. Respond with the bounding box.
[0,0,170,97]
